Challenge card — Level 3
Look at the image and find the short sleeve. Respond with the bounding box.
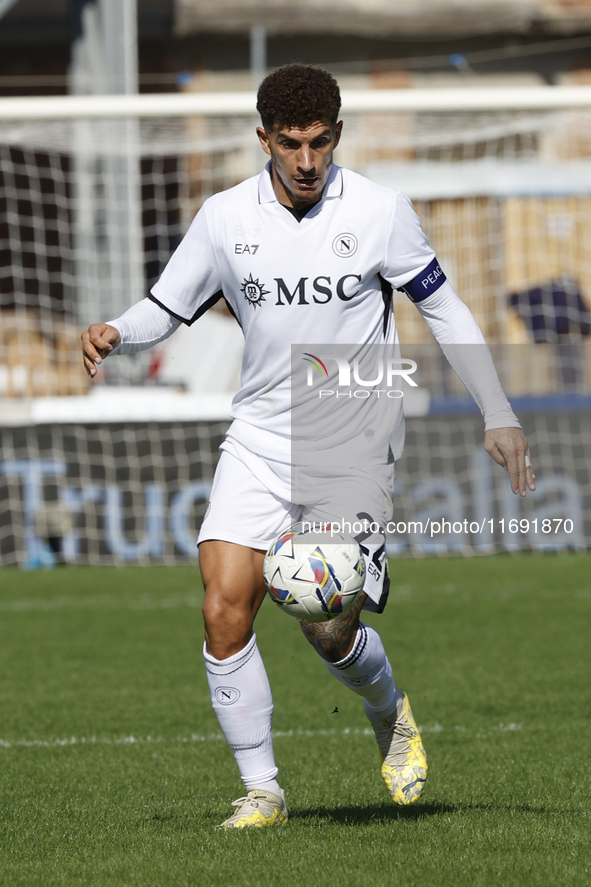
[149,203,222,325]
[380,192,437,290]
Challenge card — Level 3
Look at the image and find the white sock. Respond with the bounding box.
[203,633,281,795]
[322,623,400,721]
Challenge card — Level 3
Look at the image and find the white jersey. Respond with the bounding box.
[150,162,439,462]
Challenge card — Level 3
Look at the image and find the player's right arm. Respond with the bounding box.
[81,297,181,378]
[81,200,222,378]
[81,323,121,378]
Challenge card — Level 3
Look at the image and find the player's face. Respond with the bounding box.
[257,119,343,208]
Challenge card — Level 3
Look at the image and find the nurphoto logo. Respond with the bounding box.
[302,352,418,399]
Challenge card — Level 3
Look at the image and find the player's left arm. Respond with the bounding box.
[483,426,535,498]
[413,279,536,497]
[383,193,534,496]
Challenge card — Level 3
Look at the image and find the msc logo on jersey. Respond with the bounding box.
[332,232,358,257]
[241,274,363,307]
[275,275,362,304]
[240,274,269,308]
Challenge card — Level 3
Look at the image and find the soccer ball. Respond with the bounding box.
[263,522,366,623]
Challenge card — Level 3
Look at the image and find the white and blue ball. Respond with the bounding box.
[263,522,366,623]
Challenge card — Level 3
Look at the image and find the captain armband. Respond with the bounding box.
[398,257,447,304]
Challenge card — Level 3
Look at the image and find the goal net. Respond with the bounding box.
[0,89,589,565]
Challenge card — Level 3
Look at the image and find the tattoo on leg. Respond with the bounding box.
[300,593,366,663]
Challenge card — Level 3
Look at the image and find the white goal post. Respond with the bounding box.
[2,85,591,118]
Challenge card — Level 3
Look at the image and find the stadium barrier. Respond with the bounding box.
[1,409,588,568]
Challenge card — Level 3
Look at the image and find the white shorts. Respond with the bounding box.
[198,437,395,612]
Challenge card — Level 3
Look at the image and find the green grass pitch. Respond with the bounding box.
[0,554,589,887]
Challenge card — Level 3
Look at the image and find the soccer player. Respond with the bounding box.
[81,65,535,829]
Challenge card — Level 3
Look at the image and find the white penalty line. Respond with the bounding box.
[0,723,522,750]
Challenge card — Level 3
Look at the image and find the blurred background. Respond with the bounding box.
[0,0,589,566]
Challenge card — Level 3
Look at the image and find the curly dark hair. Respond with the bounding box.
[256,64,341,131]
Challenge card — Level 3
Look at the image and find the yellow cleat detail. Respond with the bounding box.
[372,690,428,806]
[216,789,288,829]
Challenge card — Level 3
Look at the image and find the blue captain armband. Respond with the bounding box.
[399,257,447,303]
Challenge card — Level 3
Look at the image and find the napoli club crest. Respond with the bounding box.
[332,233,358,257]
[241,274,269,308]
[215,687,240,705]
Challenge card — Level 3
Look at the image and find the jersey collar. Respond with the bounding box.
[258,160,343,205]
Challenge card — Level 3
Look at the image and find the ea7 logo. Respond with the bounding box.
[215,687,241,705]
[234,244,259,255]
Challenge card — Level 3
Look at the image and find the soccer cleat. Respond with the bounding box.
[372,690,428,805]
[215,789,288,830]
